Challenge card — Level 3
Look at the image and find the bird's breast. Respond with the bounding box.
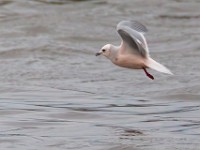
[112,55,146,69]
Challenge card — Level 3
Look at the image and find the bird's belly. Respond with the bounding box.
[113,55,146,69]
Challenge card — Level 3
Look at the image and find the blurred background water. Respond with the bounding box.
[0,0,200,149]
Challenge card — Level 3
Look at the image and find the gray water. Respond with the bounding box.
[0,0,200,149]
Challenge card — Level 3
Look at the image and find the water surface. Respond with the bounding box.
[0,0,200,149]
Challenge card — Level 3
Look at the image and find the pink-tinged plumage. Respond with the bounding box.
[96,20,173,80]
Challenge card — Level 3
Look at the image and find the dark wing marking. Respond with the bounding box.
[118,29,138,50]
[119,20,148,33]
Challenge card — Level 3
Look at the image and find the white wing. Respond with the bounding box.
[117,20,149,58]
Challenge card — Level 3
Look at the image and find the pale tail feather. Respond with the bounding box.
[147,58,173,75]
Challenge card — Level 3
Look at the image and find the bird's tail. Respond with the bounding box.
[146,58,173,75]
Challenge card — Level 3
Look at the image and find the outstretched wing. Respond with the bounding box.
[117,20,149,58]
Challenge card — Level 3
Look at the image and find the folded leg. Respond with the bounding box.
[143,68,154,80]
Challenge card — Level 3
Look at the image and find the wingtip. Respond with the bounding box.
[117,20,148,33]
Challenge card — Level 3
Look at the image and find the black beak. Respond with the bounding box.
[95,52,101,56]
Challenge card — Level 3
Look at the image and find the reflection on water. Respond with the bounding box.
[0,0,200,149]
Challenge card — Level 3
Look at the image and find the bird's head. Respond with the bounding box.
[95,44,111,57]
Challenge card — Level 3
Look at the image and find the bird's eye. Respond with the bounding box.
[102,49,106,52]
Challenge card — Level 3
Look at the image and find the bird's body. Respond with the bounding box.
[113,53,146,69]
[96,20,173,80]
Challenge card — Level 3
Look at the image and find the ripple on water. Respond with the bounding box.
[34,0,92,5]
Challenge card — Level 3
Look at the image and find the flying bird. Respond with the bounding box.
[96,20,173,80]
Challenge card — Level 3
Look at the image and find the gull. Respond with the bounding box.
[96,20,173,80]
